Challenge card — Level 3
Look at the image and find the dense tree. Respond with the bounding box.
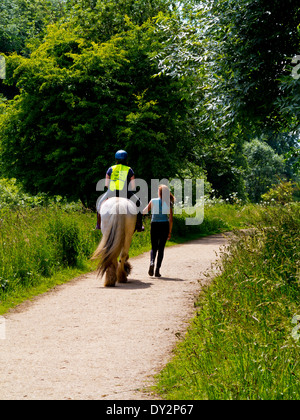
[243,138,285,202]
[65,0,172,42]
[1,0,299,204]
[276,48,300,131]
[152,0,300,197]
[0,0,66,98]
[0,0,66,55]
[0,17,196,207]
[194,0,300,132]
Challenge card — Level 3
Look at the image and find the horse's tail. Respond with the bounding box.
[91,211,125,277]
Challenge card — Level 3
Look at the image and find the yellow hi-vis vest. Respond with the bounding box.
[109,164,130,192]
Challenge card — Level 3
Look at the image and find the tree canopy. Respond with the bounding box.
[0,0,299,205]
[1,7,196,207]
[0,0,66,54]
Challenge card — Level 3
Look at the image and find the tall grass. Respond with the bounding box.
[155,204,300,399]
[0,206,101,311]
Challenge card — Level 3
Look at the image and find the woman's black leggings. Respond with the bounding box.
[150,222,169,269]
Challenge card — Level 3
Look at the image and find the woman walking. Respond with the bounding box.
[143,185,174,278]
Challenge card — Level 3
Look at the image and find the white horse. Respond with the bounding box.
[92,197,137,287]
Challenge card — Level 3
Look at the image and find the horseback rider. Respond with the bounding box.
[96,150,144,232]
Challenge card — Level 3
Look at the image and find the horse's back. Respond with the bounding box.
[100,197,137,217]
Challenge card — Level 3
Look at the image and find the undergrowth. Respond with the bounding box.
[155,204,300,400]
[0,207,100,313]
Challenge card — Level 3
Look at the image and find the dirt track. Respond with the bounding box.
[0,234,227,400]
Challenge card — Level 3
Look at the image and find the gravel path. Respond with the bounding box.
[0,234,227,400]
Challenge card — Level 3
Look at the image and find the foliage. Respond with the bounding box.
[154,0,300,130]
[0,16,196,208]
[155,204,300,400]
[243,138,285,202]
[0,178,23,207]
[197,0,300,131]
[0,0,66,99]
[197,134,248,201]
[0,0,66,55]
[276,31,300,131]
[261,180,299,204]
[152,1,300,195]
[0,177,83,209]
[0,177,45,207]
[65,0,171,43]
[285,146,300,177]
[0,0,299,205]
[0,206,99,301]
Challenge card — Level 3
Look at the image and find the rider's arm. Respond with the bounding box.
[129,175,136,191]
[105,173,110,189]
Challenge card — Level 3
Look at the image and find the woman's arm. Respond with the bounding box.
[143,200,152,215]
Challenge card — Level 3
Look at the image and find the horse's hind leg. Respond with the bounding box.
[104,260,118,287]
[117,252,129,283]
[124,258,132,276]
[117,222,135,284]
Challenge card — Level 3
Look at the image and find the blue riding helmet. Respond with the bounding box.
[115,150,128,161]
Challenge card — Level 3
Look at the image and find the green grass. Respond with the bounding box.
[154,204,300,400]
[0,206,101,315]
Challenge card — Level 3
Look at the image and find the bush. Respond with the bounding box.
[261,180,298,204]
[172,211,230,239]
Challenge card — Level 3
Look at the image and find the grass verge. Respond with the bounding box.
[154,204,300,400]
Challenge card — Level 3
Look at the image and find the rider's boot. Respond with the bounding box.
[135,212,145,232]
